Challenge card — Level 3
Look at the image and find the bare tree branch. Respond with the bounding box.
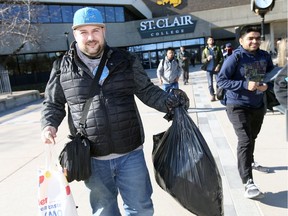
[0,0,41,56]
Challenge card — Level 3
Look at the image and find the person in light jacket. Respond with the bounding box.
[157,47,182,92]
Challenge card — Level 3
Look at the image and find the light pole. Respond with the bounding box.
[260,13,265,41]
[64,32,70,50]
[251,0,275,41]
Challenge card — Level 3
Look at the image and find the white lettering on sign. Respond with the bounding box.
[140,15,193,31]
[138,15,197,38]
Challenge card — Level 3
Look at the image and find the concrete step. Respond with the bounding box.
[0,90,41,113]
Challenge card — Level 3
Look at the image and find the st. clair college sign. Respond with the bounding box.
[138,15,197,39]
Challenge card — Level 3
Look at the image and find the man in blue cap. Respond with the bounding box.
[41,7,189,215]
[223,43,233,59]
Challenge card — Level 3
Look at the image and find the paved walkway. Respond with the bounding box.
[0,65,287,216]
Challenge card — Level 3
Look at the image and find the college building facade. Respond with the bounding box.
[0,0,287,87]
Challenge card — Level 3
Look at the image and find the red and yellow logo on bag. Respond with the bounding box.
[156,0,182,7]
[38,171,72,207]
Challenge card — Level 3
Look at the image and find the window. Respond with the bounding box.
[37,53,54,73]
[1,3,126,24]
[172,41,181,47]
[73,5,83,14]
[143,44,157,51]
[10,4,22,20]
[115,7,124,22]
[61,5,73,23]
[49,5,62,23]
[37,5,50,23]
[105,6,115,22]
[163,42,173,49]
[2,55,19,76]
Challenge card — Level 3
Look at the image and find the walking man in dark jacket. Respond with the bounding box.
[217,25,274,199]
[177,46,191,85]
[41,7,188,215]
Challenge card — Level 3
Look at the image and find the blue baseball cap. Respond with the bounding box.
[72,7,105,30]
[225,43,232,47]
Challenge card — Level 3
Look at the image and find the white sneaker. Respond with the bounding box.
[244,179,264,199]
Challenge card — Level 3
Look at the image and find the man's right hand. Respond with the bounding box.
[248,81,258,91]
[41,126,57,144]
[164,89,190,121]
[165,89,190,111]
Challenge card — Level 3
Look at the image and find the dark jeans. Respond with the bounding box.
[190,58,195,67]
[226,105,265,184]
[182,67,189,82]
[206,71,216,96]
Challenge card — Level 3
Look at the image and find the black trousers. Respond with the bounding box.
[226,105,265,184]
[182,67,189,82]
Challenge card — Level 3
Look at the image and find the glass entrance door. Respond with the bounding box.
[142,52,150,69]
[141,51,158,69]
[150,51,157,68]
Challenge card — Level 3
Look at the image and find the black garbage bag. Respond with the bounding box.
[153,107,223,216]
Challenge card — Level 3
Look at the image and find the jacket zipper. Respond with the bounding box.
[99,87,113,152]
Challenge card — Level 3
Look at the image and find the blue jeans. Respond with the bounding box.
[163,82,179,92]
[84,149,154,216]
[206,71,216,96]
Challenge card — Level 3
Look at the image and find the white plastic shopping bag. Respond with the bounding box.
[38,145,78,216]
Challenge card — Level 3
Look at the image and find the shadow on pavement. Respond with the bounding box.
[269,165,288,172]
[260,190,288,208]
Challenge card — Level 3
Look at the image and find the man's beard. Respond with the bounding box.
[84,41,105,58]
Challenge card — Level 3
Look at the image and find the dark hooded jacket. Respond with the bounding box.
[217,46,274,108]
[41,42,169,157]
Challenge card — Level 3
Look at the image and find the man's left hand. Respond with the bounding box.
[256,83,268,92]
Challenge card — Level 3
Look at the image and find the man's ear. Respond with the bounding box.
[239,37,243,46]
[73,30,77,39]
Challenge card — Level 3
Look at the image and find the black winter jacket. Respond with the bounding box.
[41,43,169,157]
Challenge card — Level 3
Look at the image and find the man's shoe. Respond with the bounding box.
[210,95,216,102]
[244,179,264,199]
[252,162,270,173]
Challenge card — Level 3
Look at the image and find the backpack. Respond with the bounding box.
[161,58,179,68]
[216,53,241,102]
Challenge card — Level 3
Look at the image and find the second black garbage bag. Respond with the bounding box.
[153,107,223,216]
